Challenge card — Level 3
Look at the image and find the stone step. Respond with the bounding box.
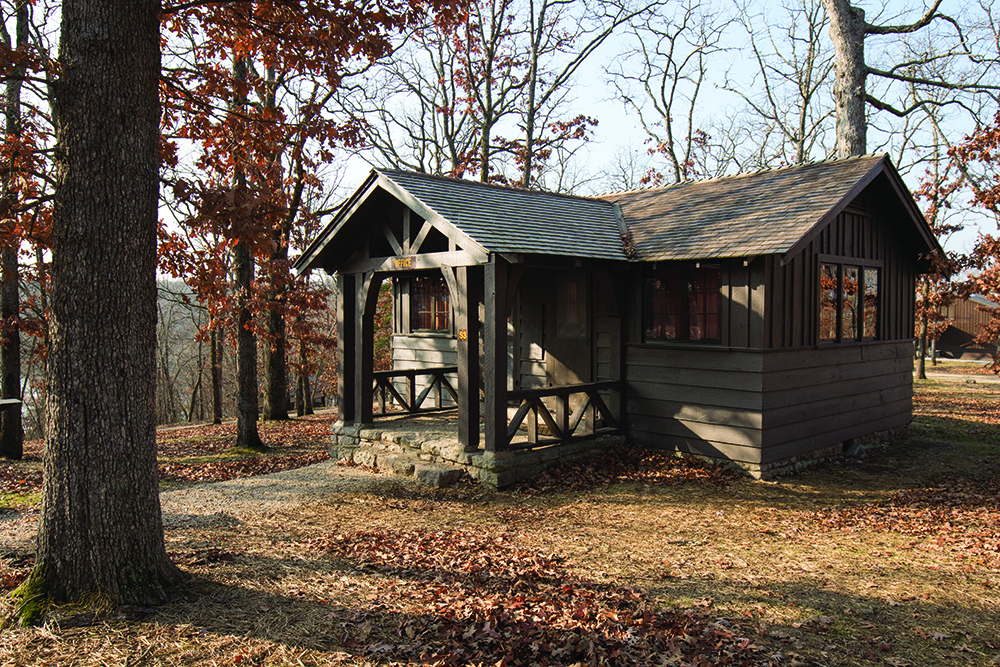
[337,445,465,488]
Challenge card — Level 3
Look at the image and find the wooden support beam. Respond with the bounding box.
[336,273,357,423]
[354,272,379,425]
[454,266,480,451]
[411,219,433,254]
[382,223,403,256]
[484,258,509,452]
[341,250,485,275]
[402,208,411,255]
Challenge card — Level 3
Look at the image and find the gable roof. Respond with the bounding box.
[295,154,939,274]
[380,170,626,261]
[604,153,935,262]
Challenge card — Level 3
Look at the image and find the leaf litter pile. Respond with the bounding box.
[308,528,764,666]
[811,475,1000,567]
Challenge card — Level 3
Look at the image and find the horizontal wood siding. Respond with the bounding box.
[759,341,913,463]
[392,334,458,407]
[625,345,764,464]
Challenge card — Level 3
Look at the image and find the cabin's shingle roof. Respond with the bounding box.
[379,170,627,261]
[603,154,886,261]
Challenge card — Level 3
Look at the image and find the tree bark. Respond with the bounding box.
[917,281,929,380]
[304,367,314,415]
[0,0,28,460]
[28,0,179,615]
[822,0,868,157]
[295,372,304,417]
[210,325,223,424]
[234,239,264,450]
[261,68,289,421]
[229,55,264,451]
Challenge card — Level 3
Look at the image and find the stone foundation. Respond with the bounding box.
[659,426,906,480]
[330,416,625,489]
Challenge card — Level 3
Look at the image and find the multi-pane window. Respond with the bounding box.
[644,262,721,343]
[410,276,450,332]
[820,262,879,343]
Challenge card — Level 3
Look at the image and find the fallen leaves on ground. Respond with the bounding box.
[308,527,768,666]
[158,451,330,483]
[811,475,1000,567]
[0,415,335,494]
[0,462,42,496]
[513,444,739,496]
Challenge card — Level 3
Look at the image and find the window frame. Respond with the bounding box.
[642,261,723,344]
[818,255,881,344]
[404,274,452,336]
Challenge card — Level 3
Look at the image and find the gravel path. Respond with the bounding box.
[1,460,398,553]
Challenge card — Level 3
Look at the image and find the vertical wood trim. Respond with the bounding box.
[720,261,731,347]
[761,257,773,347]
[731,262,749,347]
[402,208,411,255]
[453,266,480,450]
[337,273,356,423]
[483,258,509,451]
[749,259,765,348]
[792,255,804,346]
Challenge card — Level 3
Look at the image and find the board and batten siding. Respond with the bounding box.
[391,334,458,408]
[759,341,913,464]
[762,186,918,348]
[625,345,765,464]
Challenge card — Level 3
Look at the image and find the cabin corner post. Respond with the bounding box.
[336,273,357,423]
[355,272,379,426]
[483,257,508,452]
[454,266,481,451]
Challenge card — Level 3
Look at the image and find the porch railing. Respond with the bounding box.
[372,366,458,416]
[504,380,622,450]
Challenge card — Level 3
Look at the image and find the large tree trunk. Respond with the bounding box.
[26,0,179,616]
[261,241,289,421]
[0,0,27,460]
[234,239,263,451]
[210,325,223,424]
[231,55,263,451]
[261,68,289,422]
[823,0,868,157]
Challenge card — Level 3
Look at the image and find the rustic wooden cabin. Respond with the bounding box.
[294,153,940,483]
[936,295,998,360]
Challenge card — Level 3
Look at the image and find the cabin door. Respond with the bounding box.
[546,273,592,386]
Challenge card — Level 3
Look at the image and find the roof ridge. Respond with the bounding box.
[597,153,887,199]
[377,168,608,205]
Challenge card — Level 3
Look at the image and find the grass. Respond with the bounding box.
[1,386,999,666]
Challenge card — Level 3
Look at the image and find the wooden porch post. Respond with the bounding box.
[355,272,378,426]
[483,257,508,452]
[455,266,480,450]
[336,273,356,423]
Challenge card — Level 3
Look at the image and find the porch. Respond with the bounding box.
[330,408,625,489]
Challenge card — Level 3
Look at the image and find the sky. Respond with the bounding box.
[330,0,997,258]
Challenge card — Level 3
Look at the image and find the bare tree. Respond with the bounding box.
[607,0,730,183]
[822,0,1000,157]
[725,0,834,165]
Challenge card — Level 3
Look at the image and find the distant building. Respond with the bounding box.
[937,294,999,360]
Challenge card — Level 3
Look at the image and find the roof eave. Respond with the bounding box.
[293,169,381,276]
[780,155,942,266]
